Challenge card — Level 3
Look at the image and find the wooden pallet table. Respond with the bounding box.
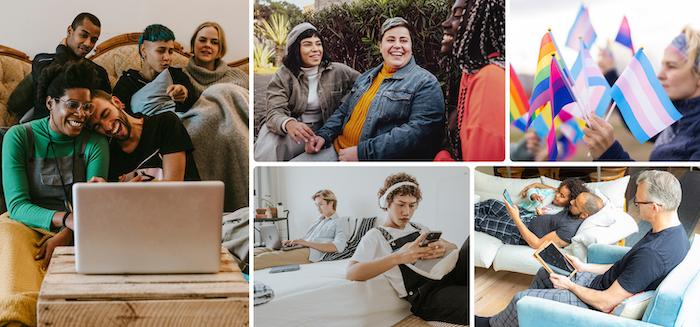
[37,247,248,327]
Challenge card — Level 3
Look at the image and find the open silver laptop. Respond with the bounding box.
[259,224,282,250]
[73,181,224,274]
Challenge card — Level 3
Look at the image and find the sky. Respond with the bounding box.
[285,0,314,9]
[510,0,700,76]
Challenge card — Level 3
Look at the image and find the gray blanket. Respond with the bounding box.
[179,83,249,212]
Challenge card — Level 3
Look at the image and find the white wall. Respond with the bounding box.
[256,167,470,247]
[0,0,248,62]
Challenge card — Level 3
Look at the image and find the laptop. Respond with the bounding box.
[259,224,282,250]
[73,181,224,274]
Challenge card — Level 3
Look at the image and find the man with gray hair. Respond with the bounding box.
[477,170,690,327]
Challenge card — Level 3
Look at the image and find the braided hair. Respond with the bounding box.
[452,0,505,73]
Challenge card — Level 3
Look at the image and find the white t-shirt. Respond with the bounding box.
[350,223,426,298]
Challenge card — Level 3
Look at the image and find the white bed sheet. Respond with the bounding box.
[254,259,411,327]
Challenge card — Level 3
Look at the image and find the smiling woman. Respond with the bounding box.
[0,59,109,325]
[184,21,249,96]
[291,17,445,161]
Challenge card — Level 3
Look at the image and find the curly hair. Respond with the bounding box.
[559,178,589,201]
[453,0,505,73]
[377,172,422,208]
[36,59,98,107]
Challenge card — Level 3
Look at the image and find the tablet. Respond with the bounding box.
[533,241,577,278]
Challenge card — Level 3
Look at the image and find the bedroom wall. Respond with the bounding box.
[259,167,470,247]
[0,0,249,62]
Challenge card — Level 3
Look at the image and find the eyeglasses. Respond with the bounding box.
[54,98,94,115]
[634,200,660,207]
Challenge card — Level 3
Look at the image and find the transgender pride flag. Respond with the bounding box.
[611,49,682,143]
[565,5,597,51]
[570,40,612,117]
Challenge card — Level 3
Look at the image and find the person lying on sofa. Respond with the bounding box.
[476,170,690,327]
[113,24,196,115]
[346,172,468,325]
[7,12,112,121]
[86,90,200,182]
[476,189,604,249]
[255,189,347,270]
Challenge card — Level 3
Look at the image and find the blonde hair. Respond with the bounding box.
[682,25,700,74]
[190,21,227,59]
[312,189,337,210]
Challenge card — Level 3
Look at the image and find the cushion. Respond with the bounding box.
[611,291,656,320]
[0,55,31,126]
[541,175,630,210]
[130,69,177,115]
[567,206,638,260]
[474,231,503,268]
[492,244,540,275]
[643,235,700,326]
[474,170,540,204]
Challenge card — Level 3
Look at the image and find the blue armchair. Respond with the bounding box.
[517,236,700,327]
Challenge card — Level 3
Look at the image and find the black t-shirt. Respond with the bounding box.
[589,224,689,293]
[108,112,200,181]
[112,67,197,115]
[525,210,582,244]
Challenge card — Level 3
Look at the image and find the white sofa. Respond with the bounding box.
[474,170,638,275]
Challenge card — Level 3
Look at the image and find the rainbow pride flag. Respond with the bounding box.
[548,57,577,160]
[510,65,530,131]
[566,5,597,51]
[528,31,570,127]
[611,49,682,143]
[615,16,634,54]
[570,40,612,117]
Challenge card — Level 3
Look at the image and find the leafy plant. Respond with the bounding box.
[254,39,275,70]
[256,13,291,67]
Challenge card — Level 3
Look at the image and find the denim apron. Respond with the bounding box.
[24,123,88,212]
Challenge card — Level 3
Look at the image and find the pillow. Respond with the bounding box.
[130,69,177,115]
[612,291,656,319]
[321,216,376,261]
[541,175,630,209]
[567,207,638,260]
[474,170,540,203]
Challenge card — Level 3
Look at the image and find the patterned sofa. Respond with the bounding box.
[0,33,249,126]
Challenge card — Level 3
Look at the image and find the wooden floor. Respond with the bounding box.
[475,267,531,316]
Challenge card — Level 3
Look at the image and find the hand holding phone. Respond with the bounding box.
[503,189,514,207]
[419,231,442,247]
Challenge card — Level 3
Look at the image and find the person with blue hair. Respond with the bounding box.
[113,24,197,114]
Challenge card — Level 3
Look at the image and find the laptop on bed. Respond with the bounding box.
[72,181,224,274]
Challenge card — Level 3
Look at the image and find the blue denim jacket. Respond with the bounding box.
[315,57,445,160]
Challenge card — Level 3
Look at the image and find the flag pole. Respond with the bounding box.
[604,101,617,121]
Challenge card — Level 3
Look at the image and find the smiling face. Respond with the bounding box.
[193,26,221,68]
[658,46,700,100]
[440,0,468,55]
[66,18,100,58]
[141,40,175,74]
[385,194,418,229]
[47,88,92,137]
[88,96,132,141]
[299,35,323,68]
[380,26,413,70]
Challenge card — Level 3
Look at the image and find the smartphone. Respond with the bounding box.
[503,189,514,206]
[419,231,442,247]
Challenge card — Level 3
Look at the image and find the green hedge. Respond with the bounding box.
[305,0,452,87]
